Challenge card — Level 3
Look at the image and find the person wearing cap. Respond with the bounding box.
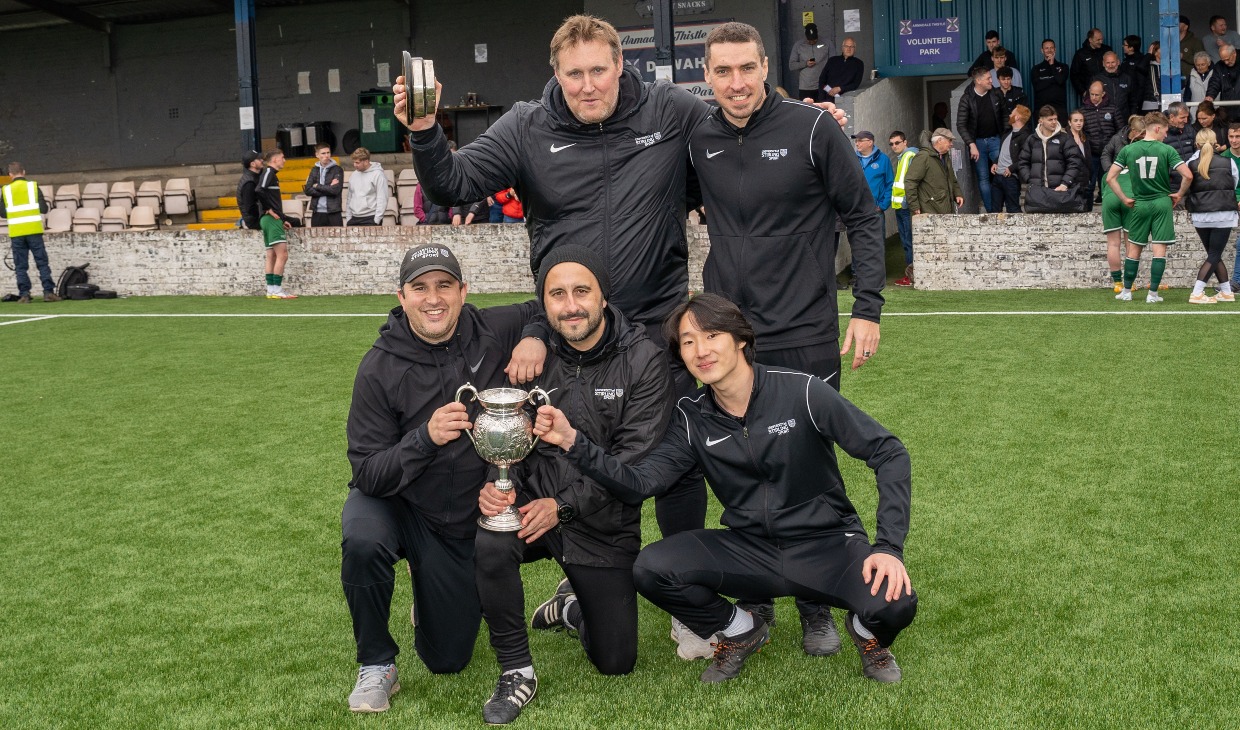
[904,128,964,215]
[854,131,894,241]
[236,150,264,231]
[340,243,549,714]
[471,244,673,725]
[789,22,833,101]
[683,22,886,661]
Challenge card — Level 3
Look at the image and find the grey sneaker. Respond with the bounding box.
[670,616,714,660]
[482,671,538,725]
[530,577,574,631]
[799,604,842,656]
[348,663,400,712]
[843,612,902,683]
[735,601,776,628]
[700,616,769,683]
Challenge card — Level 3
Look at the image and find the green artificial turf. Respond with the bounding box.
[1,290,1237,729]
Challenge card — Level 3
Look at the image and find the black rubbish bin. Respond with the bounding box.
[306,121,336,154]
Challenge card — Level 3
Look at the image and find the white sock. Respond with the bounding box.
[721,605,755,637]
[1220,281,1233,294]
[561,596,579,631]
[1193,280,1207,296]
[266,284,276,294]
[504,666,535,679]
[852,614,876,640]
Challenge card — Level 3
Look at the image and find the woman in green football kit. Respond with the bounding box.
[1107,112,1193,303]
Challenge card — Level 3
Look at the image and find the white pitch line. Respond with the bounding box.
[0,315,59,326]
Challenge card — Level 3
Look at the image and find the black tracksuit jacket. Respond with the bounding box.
[345,301,541,539]
[564,364,912,559]
[256,167,294,224]
[689,89,884,350]
[506,307,673,568]
[237,169,261,229]
[409,65,712,329]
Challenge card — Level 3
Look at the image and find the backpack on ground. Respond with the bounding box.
[57,264,90,299]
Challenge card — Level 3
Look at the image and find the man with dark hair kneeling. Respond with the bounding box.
[526,293,917,684]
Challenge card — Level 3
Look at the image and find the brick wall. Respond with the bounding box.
[30,224,709,296]
[914,211,1236,290]
[23,214,1229,297]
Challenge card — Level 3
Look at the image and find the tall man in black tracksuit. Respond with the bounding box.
[473,246,673,725]
[532,294,917,685]
[341,244,547,714]
[236,150,264,230]
[392,14,848,540]
[685,21,887,658]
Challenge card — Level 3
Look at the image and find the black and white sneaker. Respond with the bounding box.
[482,671,538,725]
[700,617,770,683]
[530,577,574,631]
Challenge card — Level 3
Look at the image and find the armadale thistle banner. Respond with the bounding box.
[619,19,729,100]
[898,17,961,65]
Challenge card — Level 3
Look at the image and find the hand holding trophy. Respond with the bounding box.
[455,384,552,531]
[396,51,441,132]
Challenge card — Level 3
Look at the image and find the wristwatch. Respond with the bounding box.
[556,500,575,524]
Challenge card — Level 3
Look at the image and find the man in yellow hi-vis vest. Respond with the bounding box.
[2,162,61,303]
[888,132,918,287]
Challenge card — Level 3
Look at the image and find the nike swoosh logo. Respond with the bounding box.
[845,533,857,537]
[705,435,731,447]
[469,356,484,374]
[706,150,724,159]
[550,143,577,153]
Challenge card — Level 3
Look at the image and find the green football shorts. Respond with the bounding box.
[1124,196,1175,246]
[260,215,288,248]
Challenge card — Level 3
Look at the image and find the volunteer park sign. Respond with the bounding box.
[898,17,961,64]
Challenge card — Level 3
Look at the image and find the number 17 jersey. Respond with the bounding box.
[1112,140,1187,201]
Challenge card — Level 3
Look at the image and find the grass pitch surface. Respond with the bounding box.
[1,290,1237,729]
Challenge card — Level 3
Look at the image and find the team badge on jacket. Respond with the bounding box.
[761,149,789,161]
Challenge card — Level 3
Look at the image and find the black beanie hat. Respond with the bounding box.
[536,244,611,302]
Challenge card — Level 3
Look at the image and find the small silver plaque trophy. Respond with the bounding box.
[455,384,552,532]
[402,51,437,123]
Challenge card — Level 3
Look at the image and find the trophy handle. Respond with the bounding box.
[455,383,479,446]
[527,387,551,447]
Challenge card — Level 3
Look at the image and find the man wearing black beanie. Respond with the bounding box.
[473,244,673,725]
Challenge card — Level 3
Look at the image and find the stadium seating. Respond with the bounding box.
[384,169,396,195]
[72,207,102,232]
[382,197,399,226]
[164,178,196,217]
[54,183,81,211]
[108,181,137,212]
[397,188,419,225]
[396,168,418,198]
[101,206,129,232]
[128,205,157,231]
[282,199,305,226]
[136,180,163,214]
[45,208,73,232]
[81,182,109,210]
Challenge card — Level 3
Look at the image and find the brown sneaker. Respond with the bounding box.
[18,295,32,304]
[844,612,902,683]
[700,615,769,683]
[43,292,63,302]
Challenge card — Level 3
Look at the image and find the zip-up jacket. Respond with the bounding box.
[1186,154,1238,212]
[890,147,919,210]
[507,307,672,568]
[904,131,962,214]
[1206,59,1240,101]
[1031,59,1070,113]
[256,167,293,224]
[1018,123,1085,189]
[1079,91,1119,156]
[562,364,912,559]
[688,89,884,350]
[1093,69,1136,119]
[956,87,1009,146]
[303,161,344,214]
[858,148,894,210]
[237,169,262,229]
[346,300,541,539]
[1070,41,1113,97]
[409,64,712,329]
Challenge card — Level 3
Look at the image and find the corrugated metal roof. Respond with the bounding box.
[0,0,340,33]
[874,0,1160,78]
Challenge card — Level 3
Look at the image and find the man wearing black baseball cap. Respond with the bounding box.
[473,244,673,724]
[790,22,833,101]
[340,242,548,714]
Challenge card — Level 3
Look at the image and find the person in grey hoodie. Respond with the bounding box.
[789,23,833,100]
[345,147,389,226]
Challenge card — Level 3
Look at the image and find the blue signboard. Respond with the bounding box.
[897,17,961,65]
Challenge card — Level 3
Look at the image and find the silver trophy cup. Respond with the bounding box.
[455,383,552,532]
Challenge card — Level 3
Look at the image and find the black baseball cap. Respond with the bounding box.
[851,130,875,141]
[242,150,261,167]
[399,243,463,285]
[805,23,818,39]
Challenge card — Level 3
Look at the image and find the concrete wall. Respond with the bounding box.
[25,224,711,297]
[914,211,1233,290]
[0,0,582,174]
